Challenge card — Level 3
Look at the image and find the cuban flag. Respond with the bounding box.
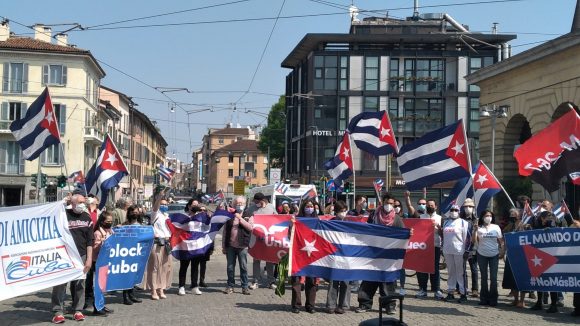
[301,187,318,201]
[166,209,234,260]
[212,190,225,203]
[440,176,473,215]
[570,172,580,185]
[396,120,471,191]
[324,133,353,188]
[289,218,410,282]
[158,164,175,182]
[68,170,85,185]
[10,87,60,161]
[472,161,502,216]
[373,178,384,194]
[347,111,399,155]
[522,202,536,225]
[326,179,336,192]
[85,135,129,209]
[552,200,569,222]
[275,182,289,194]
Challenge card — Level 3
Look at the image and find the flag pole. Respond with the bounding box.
[36,160,42,203]
[348,132,356,207]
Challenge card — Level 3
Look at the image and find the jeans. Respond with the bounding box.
[326,280,351,309]
[52,255,86,315]
[357,281,395,310]
[178,257,207,288]
[85,264,95,308]
[466,255,479,292]
[477,253,499,304]
[252,259,276,285]
[417,246,441,292]
[226,247,248,289]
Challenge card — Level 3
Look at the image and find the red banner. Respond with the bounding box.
[248,214,292,263]
[402,219,434,274]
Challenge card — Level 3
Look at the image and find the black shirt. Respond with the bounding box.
[66,208,95,257]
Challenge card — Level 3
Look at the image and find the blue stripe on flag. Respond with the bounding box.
[404,166,470,191]
[330,244,406,260]
[297,218,410,239]
[398,149,449,173]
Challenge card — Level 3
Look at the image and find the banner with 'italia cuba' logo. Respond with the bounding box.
[0,202,85,302]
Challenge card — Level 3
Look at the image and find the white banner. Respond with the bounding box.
[0,202,84,301]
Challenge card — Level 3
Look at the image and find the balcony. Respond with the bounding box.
[84,126,104,144]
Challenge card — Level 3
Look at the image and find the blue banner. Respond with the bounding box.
[94,225,154,311]
[505,228,580,292]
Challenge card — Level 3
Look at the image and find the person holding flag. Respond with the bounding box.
[325,200,351,314]
[441,204,472,303]
[460,198,479,298]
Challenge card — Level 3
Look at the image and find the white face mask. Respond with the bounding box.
[464,207,473,214]
[450,211,459,219]
[484,216,492,225]
[235,205,245,213]
[395,206,401,214]
[336,212,347,219]
[539,207,546,213]
[304,207,314,215]
[73,203,86,214]
[383,204,393,213]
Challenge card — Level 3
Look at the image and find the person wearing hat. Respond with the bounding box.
[280,201,292,214]
[246,192,278,290]
[441,204,473,303]
[460,198,479,298]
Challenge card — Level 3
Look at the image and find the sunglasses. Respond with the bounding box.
[450,209,459,212]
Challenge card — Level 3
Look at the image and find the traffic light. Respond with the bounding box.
[31,173,38,188]
[344,181,351,193]
[41,173,48,188]
[57,175,67,188]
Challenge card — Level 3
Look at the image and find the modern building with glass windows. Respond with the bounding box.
[282,12,516,200]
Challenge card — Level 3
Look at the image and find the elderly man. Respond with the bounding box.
[51,194,94,324]
[222,196,253,295]
[112,196,133,226]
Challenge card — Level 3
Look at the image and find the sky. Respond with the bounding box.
[1,0,576,163]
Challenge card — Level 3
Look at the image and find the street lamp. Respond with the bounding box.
[480,104,509,211]
[309,126,319,185]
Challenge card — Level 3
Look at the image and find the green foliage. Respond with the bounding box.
[258,96,285,169]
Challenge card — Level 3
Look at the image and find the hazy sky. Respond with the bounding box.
[1,0,576,162]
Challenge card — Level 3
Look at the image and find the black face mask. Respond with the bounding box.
[190,206,202,213]
[103,222,113,229]
[426,207,435,215]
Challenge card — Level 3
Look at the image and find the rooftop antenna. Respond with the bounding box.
[349,2,360,23]
[492,22,498,34]
[413,0,420,19]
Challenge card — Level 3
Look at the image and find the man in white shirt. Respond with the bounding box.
[415,199,444,300]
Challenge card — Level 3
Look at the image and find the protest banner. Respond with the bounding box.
[0,202,84,302]
[94,225,154,311]
[505,228,580,292]
[402,219,435,273]
[249,214,292,263]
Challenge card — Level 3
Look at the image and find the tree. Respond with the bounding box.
[258,96,285,168]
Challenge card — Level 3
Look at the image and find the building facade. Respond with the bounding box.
[282,12,516,200]
[0,22,105,205]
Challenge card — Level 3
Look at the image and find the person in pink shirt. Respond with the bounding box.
[88,211,114,316]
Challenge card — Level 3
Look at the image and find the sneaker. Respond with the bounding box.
[178,287,186,296]
[326,308,335,314]
[546,305,558,313]
[529,292,536,300]
[92,309,107,316]
[399,288,406,296]
[193,287,202,295]
[335,308,345,314]
[457,295,467,303]
[470,290,479,298]
[355,307,368,313]
[415,290,427,298]
[435,290,445,300]
[103,306,114,314]
[199,281,208,288]
[249,282,258,290]
[73,312,86,321]
[530,304,543,311]
[222,287,233,294]
[306,307,316,314]
[291,307,300,314]
[242,288,251,295]
[443,294,455,302]
[52,315,66,324]
[269,283,277,290]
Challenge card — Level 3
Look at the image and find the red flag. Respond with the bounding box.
[248,214,292,263]
[402,219,435,274]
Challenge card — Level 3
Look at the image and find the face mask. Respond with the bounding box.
[361,202,368,209]
[539,207,546,213]
[484,216,492,225]
[235,205,245,213]
[315,209,320,215]
[450,211,459,219]
[464,207,473,214]
[426,206,435,215]
[73,203,86,214]
[418,204,426,212]
[304,207,314,215]
[395,207,401,214]
[336,212,347,219]
[383,204,393,213]
[159,205,169,213]
[103,222,113,229]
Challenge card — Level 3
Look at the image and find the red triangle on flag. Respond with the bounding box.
[100,138,127,172]
[522,244,558,277]
[291,220,337,274]
[379,111,398,153]
[445,121,470,172]
[473,163,501,190]
[39,89,60,139]
[338,133,353,170]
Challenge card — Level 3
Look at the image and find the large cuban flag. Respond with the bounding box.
[85,135,129,209]
[324,133,353,189]
[166,209,234,260]
[397,120,471,191]
[289,218,410,282]
[347,111,398,155]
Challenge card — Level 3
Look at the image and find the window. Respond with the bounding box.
[228,169,234,177]
[339,56,348,90]
[43,65,67,86]
[388,98,398,120]
[313,55,338,90]
[0,141,24,174]
[252,154,258,163]
[403,59,444,92]
[364,57,379,91]
[363,97,379,113]
[53,104,66,135]
[0,102,27,130]
[228,154,234,163]
[218,138,224,144]
[403,98,444,135]
[2,62,28,93]
[41,144,64,165]
[389,59,400,91]
[361,151,378,170]
[338,97,348,130]
[469,98,480,134]
[469,57,494,92]
[264,169,268,178]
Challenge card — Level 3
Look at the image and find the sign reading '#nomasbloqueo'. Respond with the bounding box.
[0,202,85,302]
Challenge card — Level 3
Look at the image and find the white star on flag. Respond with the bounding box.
[531,255,542,267]
[301,239,319,257]
[476,174,488,186]
[45,112,54,125]
[105,152,118,165]
[380,127,391,138]
[342,147,350,158]
[451,141,464,156]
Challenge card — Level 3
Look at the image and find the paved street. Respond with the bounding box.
[1,236,577,326]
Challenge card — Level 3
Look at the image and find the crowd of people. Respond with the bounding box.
[48,188,580,323]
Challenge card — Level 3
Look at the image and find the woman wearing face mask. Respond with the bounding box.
[325,201,351,314]
[88,211,115,315]
[122,206,145,305]
[290,199,319,313]
[441,204,472,303]
[177,199,207,296]
[475,210,504,306]
[460,198,479,298]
